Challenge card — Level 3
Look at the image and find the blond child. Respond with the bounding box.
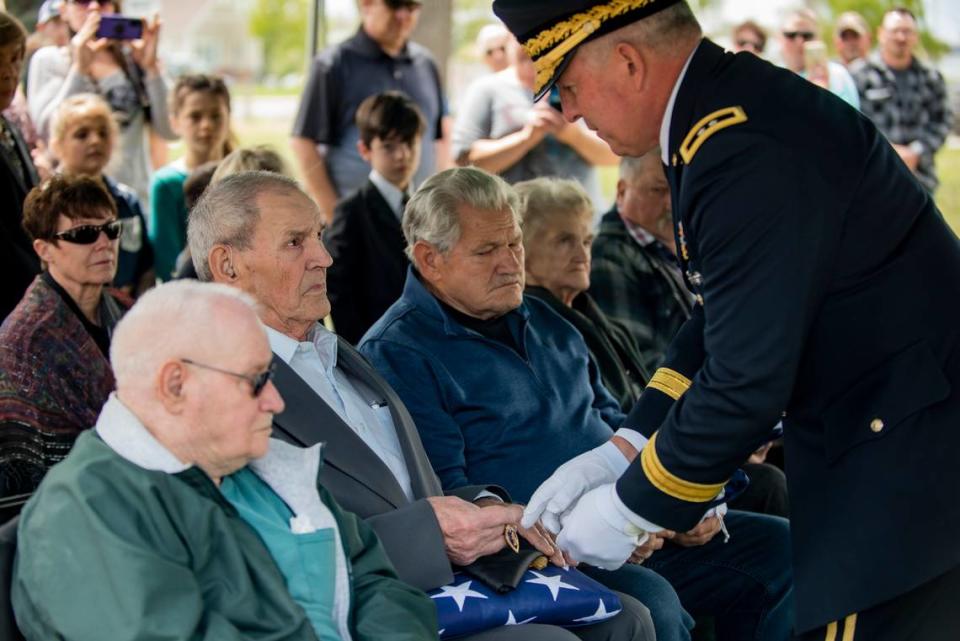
[50,93,152,294]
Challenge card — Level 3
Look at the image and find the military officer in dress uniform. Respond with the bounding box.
[493,1,960,639]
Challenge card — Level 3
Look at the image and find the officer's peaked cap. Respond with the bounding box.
[493,0,682,100]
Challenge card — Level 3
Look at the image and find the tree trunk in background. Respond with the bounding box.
[412,0,453,86]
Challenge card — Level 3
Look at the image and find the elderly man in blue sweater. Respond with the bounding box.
[359,167,793,641]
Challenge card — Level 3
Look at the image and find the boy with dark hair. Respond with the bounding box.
[325,91,426,344]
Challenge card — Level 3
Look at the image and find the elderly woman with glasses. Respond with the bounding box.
[517,177,650,412]
[0,174,127,498]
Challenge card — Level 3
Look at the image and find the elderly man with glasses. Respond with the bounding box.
[12,280,440,641]
[186,170,658,641]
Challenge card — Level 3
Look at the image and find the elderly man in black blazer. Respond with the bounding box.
[187,170,657,641]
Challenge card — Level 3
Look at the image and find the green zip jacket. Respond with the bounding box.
[12,430,438,641]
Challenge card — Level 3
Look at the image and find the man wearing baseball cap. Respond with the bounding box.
[833,11,871,69]
[494,1,960,640]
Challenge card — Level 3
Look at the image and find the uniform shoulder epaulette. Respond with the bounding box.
[678,106,748,164]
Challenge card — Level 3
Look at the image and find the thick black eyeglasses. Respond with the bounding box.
[53,220,122,244]
[782,31,816,41]
[181,359,276,397]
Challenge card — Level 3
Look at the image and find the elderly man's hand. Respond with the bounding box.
[671,516,721,547]
[427,496,524,566]
[628,529,673,564]
[519,519,570,567]
[470,497,568,566]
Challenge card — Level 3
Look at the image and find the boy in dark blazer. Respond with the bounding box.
[325,91,425,345]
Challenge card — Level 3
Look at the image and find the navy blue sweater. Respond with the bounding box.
[360,268,624,503]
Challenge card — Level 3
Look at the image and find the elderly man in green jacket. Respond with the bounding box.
[12,280,438,641]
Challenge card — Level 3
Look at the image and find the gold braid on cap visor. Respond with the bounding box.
[523,0,657,95]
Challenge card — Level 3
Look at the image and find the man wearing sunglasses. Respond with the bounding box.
[778,8,859,108]
[291,0,451,225]
[13,280,440,641]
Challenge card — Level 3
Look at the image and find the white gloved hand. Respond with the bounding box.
[555,484,646,571]
[521,440,630,533]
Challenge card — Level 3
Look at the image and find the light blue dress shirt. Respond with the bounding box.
[267,324,415,501]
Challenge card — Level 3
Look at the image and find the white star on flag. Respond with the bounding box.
[524,570,580,601]
[430,579,488,612]
[573,599,622,623]
[505,610,537,625]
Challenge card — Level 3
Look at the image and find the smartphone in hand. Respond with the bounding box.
[96,15,144,41]
[548,86,563,112]
[803,40,828,72]
[803,40,830,88]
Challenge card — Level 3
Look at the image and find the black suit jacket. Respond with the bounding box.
[325,180,409,345]
[0,117,39,322]
[270,335,501,591]
[616,39,960,631]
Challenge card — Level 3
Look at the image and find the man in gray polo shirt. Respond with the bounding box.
[291,0,449,222]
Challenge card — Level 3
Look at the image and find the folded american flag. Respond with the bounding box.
[429,566,622,638]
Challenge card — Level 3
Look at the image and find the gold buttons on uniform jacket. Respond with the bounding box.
[870,418,885,433]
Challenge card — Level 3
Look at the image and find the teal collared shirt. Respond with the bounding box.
[226,439,353,641]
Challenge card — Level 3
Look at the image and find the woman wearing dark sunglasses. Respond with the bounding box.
[0,175,128,498]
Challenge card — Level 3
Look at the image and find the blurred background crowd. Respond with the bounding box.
[1,0,956,222]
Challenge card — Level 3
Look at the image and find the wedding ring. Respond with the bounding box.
[504,524,520,553]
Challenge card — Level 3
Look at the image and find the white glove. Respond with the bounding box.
[521,440,630,533]
[555,484,647,571]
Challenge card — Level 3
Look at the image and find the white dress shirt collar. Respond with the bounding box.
[368,170,410,219]
[659,41,700,165]
[267,323,339,373]
[95,393,190,474]
[265,324,416,502]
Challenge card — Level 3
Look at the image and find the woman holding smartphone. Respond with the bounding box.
[26,0,177,209]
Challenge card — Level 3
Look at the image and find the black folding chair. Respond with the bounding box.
[0,494,30,641]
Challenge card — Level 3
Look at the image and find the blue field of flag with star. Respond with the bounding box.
[428,566,622,638]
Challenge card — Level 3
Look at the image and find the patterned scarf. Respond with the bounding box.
[0,276,124,496]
